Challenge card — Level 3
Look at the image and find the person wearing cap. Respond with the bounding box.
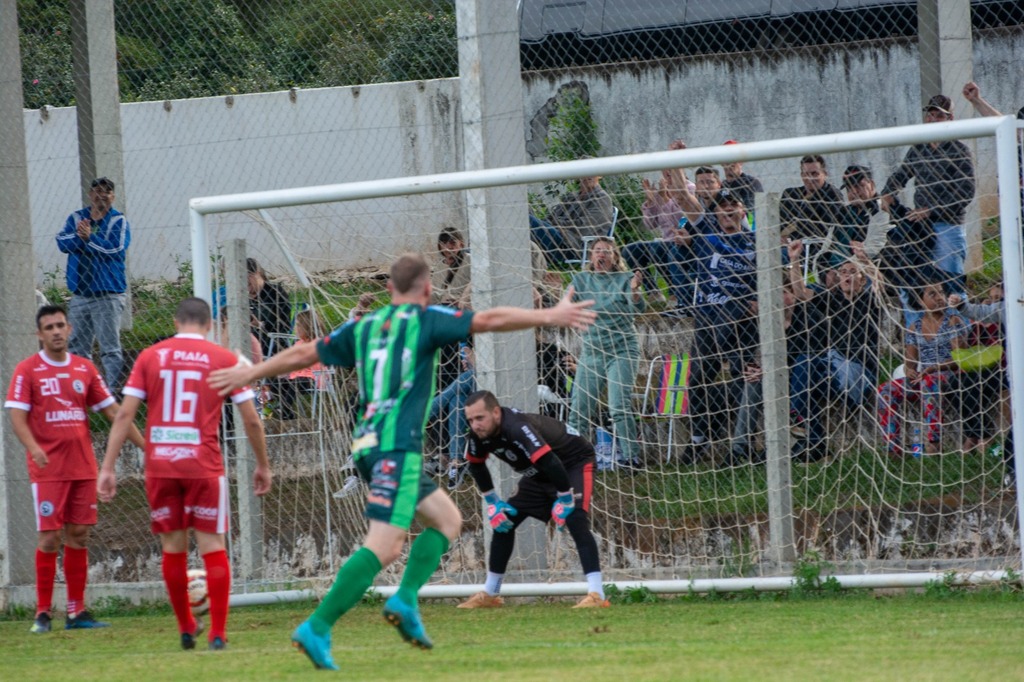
[780,155,845,243]
[529,171,614,265]
[55,177,131,390]
[720,140,764,216]
[834,165,882,263]
[669,175,759,461]
[880,94,975,291]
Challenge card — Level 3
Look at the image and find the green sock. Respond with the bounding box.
[309,547,382,634]
[395,528,450,607]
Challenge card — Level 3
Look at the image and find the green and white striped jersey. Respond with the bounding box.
[316,303,473,456]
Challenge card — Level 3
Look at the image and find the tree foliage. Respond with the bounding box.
[16,0,458,108]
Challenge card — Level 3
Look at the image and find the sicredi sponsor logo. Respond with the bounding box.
[150,426,200,444]
[150,506,171,521]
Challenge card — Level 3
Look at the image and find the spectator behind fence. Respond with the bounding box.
[530,170,614,265]
[55,177,131,390]
[876,282,970,455]
[832,165,882,264]
[217,305,262,364]
[780,155,845,242]
[672,179,759,460]
[731,278,825,464]
[278,307,328,420]
[721,139,764,218]
[247,258,292,358]
[788,242,882,456]
[880,94,975,293]
[431,226,472,309]
[428,341,476,490]
[621,158,696,317]
[949,288,1014,471]
[568,237,646,469]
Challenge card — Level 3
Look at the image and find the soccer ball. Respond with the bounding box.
[186,569,209,616]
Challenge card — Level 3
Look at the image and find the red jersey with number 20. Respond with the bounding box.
[4,352,114,483]
[124,334,254,478]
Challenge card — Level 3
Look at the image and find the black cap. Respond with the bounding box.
[923,94,952,115]
[712,188,743,208]
[842,165,872,188]
[90,177,115,191]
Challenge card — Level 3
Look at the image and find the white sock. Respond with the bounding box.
[484,572,504,596]
[585,571,604,598]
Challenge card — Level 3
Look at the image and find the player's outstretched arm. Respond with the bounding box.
[470,285,596,334]
[99,395,143,502]
[208,341,320,396]
[237,399,272,496]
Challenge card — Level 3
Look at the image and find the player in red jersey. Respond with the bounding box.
[99,297,272,651]
[5,304,145,633]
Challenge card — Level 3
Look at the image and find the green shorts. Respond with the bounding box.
[355,450,438,530]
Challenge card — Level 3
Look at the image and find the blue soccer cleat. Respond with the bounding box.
[208,636,227,651]
[291,620,339,671]
[65,610,110,630]
[181,618,204,650]
[382,595,433,650]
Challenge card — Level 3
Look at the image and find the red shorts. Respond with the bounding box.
[145,476,229,535]
[32,479,97,531]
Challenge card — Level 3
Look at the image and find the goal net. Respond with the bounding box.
[108,116,1024,597]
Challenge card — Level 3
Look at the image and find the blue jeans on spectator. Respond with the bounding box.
[791,351,873,446]
[429,369,476,461]
[529,215,573,263]
[68,292,126,389]
[932,221,967,280]
[621,240,694,307]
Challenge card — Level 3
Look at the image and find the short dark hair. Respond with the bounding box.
[438,226,465,246]
[694,166,719,178]
[90,177,115,191]
[175,297,212,326]
[36,304,68,329]
[465,389,500,411]
[800,155,826,168]
[390,253,431,294]
[842,165,873,188]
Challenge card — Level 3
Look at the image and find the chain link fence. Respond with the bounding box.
[5,0,1024,602]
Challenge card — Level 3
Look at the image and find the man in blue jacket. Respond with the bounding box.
[56,177,131,390]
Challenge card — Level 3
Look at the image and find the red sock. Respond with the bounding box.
[202,550,231,642]
[35,549,58,616]
[64,546,89,617]
[161,552,196,634]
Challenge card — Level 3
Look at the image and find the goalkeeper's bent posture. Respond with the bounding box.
[208,253,596,671]
[460,390,609,609]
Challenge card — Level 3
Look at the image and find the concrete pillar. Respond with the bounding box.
[70,0,132,326]
[0,1,45,598]
[918,0,983,270]
[224,240,263,580]
[754,193,796,567]
[456,1,546,574]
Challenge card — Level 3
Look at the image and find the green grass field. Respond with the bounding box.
[4,591,1023,681]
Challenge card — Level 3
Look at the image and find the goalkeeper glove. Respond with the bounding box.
[483,491,517,533]
[551,489,575,532]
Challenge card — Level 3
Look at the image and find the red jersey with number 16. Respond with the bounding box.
[4,351,115,483]
[124,334,254,479]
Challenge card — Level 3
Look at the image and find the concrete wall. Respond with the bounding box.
[26,80,464,282]
[24,31,1023,283]
[523,31,1023,213]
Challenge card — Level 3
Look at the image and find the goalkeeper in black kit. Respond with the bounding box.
[459,390,609,609]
